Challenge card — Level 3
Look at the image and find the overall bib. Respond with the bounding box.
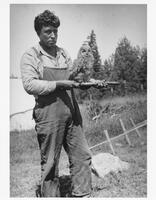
[33,51,92,197]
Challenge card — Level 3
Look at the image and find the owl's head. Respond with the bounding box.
[71,43,94,82]
[77,44,93,59]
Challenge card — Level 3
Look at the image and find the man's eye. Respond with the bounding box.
[46,31,51,34]
[46,30,57,35]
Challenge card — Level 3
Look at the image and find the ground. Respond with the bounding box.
[10,127,147,197]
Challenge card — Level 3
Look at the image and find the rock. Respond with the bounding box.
[91,153,129,178]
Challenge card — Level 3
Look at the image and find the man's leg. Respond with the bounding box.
[37,120,67,197]
[63,123,92,197]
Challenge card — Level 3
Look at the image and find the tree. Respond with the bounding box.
[111,36,141,93]
[103,54,115,80]
[137,47,147,90]
[87,30,102,79]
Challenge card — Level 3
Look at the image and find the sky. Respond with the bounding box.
[10,4,147,77]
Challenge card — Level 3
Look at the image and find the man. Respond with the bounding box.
[20,10,93,197]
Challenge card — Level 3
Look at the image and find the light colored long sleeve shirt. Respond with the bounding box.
[20,44,73,96]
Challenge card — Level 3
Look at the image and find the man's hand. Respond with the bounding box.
[56,80,80,90]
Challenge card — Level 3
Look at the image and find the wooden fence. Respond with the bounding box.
[10,109,147,154]
[89,119,147,154]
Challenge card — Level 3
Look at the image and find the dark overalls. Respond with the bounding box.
[33,49,92,197]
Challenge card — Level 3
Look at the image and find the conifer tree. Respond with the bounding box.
[87,30,102,79]
[112,36,145,93]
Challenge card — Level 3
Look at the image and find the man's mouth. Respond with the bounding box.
[48,40,56,43]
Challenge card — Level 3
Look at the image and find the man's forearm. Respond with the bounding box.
[55,80,80,90]
[22,78,57,95]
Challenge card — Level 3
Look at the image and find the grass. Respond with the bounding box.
[82,93,147,146]
[10,93,147,197]
[91,129,147,197]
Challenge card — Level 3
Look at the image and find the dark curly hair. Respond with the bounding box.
[34,10,60,35]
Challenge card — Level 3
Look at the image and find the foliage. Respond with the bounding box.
[110,37,147,94]
[75,34,147,101]
[85,100,103,120]
[84,94,147,143]
[87,30,102,77]
[137,47,147,89]
[103,54,115,80]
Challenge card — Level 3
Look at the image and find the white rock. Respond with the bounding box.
[91,153,129,178]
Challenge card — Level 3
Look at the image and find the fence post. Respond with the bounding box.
[119,119,131,146]
[111,87,114,95]
[104,130,115,155]
[130,118,141,137]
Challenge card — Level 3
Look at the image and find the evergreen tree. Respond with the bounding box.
[138,47,147,90]
[103,54,115,80]
[87,30,102,79]
[112,36,141,93]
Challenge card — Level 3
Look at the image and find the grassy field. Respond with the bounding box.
[10,93,147,197]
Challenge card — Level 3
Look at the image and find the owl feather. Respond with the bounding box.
[70,44,94,82]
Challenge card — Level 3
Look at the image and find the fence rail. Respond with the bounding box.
[10,108,147,155]
[10,109,33,119]
[89,119,147,153]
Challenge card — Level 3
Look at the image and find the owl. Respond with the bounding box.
[70,44,94,83]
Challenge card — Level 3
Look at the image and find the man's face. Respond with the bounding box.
[39,25,58,48]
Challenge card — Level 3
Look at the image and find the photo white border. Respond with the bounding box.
[0,0,154,199]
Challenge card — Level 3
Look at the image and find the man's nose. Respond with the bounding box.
[50,32,55,38]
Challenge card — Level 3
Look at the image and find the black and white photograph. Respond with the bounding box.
[9,3,147,198]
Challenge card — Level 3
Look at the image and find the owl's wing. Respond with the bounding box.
[69,54,94,82]
[69,59,80,80]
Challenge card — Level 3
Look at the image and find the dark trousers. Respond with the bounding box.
[36,116,92,197]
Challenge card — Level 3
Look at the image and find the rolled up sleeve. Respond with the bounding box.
[20,51,56,95]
